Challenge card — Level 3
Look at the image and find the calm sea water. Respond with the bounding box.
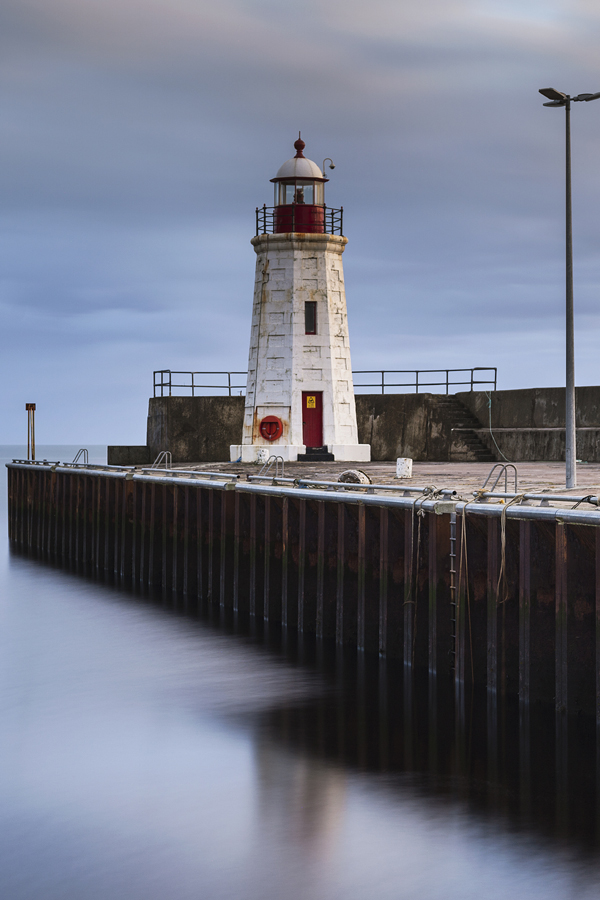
[2,445,600,899]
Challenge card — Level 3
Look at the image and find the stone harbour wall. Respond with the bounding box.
[458,387,600,463]
[107,386,600,465]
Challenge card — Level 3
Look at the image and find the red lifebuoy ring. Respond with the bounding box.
[259,415,283,442]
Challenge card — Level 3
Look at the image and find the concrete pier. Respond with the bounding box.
[8,458,600,718]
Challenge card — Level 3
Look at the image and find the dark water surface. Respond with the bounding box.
[3,447,600,899]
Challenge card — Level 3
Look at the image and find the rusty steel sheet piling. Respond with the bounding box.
[8,461,600,723]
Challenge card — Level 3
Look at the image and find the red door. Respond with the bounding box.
[302,392,323,447]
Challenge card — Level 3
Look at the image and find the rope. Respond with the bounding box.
[496,494,525,605]
[485,390,512,463]
[412,504,424,668]
[403,489,433,668]
[571,494,597,510]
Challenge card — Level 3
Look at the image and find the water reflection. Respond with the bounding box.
[243,630,598,854]
[5,547,600,899]
[255,743,346,860]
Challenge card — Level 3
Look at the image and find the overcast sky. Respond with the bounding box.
[2,0,600,444]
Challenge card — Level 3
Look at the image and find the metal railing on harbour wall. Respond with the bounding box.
[153,367,497,398]
[7,460,600,719]
[352,367,497,394]
[154,371,247,397]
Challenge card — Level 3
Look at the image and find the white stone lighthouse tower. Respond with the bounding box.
[230,136,370,464]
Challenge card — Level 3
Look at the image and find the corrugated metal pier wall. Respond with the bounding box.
[7,461,600,718]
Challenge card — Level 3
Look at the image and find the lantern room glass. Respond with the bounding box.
[274,180,324,207]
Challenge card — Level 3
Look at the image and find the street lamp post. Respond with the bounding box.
[539,87,600,489]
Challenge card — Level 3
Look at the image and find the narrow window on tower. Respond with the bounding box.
[305,301,317,335]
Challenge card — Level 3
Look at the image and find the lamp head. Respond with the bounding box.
[539,87,568,102]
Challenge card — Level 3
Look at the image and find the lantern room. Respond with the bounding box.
[270,135,328,234]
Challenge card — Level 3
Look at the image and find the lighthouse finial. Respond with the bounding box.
[294,132,305,158]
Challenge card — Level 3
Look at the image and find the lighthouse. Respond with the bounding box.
[230,136,370,464]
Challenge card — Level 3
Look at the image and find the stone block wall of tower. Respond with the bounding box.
[231,232,370,462]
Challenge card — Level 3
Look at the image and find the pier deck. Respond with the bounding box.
[173,459,600,496]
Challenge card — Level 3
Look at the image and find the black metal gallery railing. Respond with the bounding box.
[255,205,344,236]
[153,367,497,398]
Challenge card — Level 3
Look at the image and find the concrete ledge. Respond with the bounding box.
[107,445,150,466]
[329,444,371,462]
[472,427,600,462]
[230,444,305,463]
[231,443,372,462]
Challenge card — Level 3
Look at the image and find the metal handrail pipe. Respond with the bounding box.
[455,499,600,527]
[355,379,489,386]
[235,480,453,511]
[139,468,240,481]
[11,459,61,467]
[185,472,240,481]
[247,475,296,484]
[131,473,234,489]
[294,479,457,496]
[474,490,600,505]
[8,461,135,475]
[61,462,135,472]
[247,476,458,497]
[352,367,494,374]
[59,467,130,480]
[161,384,247,391]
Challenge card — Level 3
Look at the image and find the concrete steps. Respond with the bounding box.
[436,396,496,462]
[297,446,335,462]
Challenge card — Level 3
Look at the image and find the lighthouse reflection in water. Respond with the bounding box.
[2,450,600,899]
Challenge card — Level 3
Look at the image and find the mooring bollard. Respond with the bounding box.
[396,458,413,479]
